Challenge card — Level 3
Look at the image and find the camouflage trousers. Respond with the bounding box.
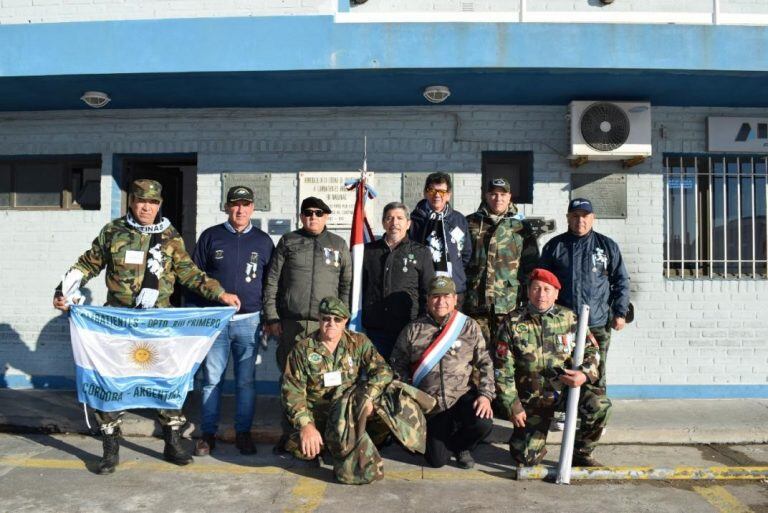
[509,386,612,466]
[590,324,612,391]
[94,409,185,434]
[276,319,320,439]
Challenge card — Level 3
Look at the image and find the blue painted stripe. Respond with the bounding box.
[1,17,767,77]
[76,365,196,411]
[607,385,768,399]
[70,305,235,339]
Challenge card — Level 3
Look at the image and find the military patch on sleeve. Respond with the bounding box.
[495,341,510,359]
[308,353,322,364]
[515,324,529,334]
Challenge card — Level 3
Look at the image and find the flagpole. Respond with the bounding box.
[348,136,369,332]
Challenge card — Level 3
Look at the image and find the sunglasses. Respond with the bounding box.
[302,209,326,218]
[425,187,450,197]
[320,315,346,324]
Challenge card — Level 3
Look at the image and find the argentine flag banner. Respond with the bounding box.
[69,305,236,412]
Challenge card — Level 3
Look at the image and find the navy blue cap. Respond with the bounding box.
[568,198,593,214]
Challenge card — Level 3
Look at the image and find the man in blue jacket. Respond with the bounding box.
[190,186,275,456]
[539,198,630,396]
[409,172,471,304]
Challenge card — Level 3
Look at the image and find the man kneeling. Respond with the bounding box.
[281,297,435,484]
[494,268,612,467]
[391,276,495,469]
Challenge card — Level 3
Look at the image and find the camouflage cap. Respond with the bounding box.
[318,296,350,319]
[428,275,456,296]
[131,179,163,201]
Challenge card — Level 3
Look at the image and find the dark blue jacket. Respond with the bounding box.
[189,222,274,314]
[409,199,471,294]
[539,230,630,327]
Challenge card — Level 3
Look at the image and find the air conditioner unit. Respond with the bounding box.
[569,101,652,160]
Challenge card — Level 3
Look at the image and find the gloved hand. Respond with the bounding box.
[135,288,159,309]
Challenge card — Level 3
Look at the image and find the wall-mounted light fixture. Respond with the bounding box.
[80,91,111,108]
[423,85,451,104]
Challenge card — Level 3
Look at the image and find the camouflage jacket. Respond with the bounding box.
[282,329,393,430]
[69,217,225,307]
[464,204,535,316]
[494,304,600,417]
[390,312,495,413]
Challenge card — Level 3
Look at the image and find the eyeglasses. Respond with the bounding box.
[320,315,346,324]
[302,209,325,218]
[425,187,450,197]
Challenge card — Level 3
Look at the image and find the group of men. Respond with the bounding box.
[53,172,630,482]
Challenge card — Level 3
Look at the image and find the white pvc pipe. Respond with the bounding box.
[555,304,590,485]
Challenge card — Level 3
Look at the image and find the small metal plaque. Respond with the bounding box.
[220,173,270,211]
[570,173,627,219]
[268,219,291,235]
[402,173,454,212]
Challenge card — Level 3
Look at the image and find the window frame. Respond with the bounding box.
[480,151,534,205]
[0,156,102,211]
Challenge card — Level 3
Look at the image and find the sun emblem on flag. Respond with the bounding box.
[127,342,158,369]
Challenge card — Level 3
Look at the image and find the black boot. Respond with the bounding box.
[163,426,193,466]
[98,432,120,475]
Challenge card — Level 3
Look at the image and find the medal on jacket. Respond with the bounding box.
[245,252,259,283]
[402,257,408,273]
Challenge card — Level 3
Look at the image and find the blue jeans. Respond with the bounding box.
[200,313,261,434]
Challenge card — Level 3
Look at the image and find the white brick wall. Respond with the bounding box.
[0,105,766,391]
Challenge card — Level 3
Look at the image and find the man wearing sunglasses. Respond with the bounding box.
[409,172,471,305]
[263,196,352,453]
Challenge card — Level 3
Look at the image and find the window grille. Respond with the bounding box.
[664,155,768,279]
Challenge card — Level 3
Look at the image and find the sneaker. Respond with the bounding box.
[455,450,475,469]
[194,433,215,457]
[572,453,603,467]
[235,431,257,455]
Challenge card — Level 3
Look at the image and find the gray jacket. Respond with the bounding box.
[263,228,352,322]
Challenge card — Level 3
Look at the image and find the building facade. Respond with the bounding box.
[0,0,766,398]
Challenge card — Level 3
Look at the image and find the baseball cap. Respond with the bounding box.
[131,179,162,201]
[568,198,593,214]
[428,276,457,296]
[227,186,254,203]
[486,177,511,193]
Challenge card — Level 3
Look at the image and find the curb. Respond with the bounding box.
[514,465,768,481]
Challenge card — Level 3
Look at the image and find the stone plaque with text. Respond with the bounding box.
[220,173,270,211]
[570,173,627,219]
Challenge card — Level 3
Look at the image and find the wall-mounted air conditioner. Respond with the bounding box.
[569,101,652,160]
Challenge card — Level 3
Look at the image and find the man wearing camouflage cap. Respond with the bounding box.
[391,276,495,470]
[464,177,539,346]
[53,178,241,474]
[281,296,434,484]
[494,268,611,467]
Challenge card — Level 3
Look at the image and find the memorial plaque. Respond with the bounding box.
[570,173,627,219]
[268,219,291,235]
[402,173,454,212]
[298,172,375,229]
[220,173,270,211]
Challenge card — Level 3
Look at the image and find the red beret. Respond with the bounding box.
[529,268,561,290]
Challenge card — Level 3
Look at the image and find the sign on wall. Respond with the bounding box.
[570,173,627,219]
[220,173,270,211]
[298,172,375,229]
[708,117,768,152]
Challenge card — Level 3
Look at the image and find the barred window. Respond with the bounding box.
[664,155,768,279]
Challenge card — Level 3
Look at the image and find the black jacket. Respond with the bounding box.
[361,238,434,336]
[409,199,471,294]
[539,230,630,327]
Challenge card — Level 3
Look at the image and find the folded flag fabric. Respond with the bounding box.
[69,305,236,412]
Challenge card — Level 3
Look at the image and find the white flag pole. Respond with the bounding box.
[556,304,590,485]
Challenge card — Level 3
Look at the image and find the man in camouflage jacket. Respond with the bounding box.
[494,268,612,467]
[53,179,240,474]
[464,178,538,346]
[282,297,434,484]
[390,276,495,469]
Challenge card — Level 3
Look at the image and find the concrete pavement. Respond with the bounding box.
[1,389,766,445]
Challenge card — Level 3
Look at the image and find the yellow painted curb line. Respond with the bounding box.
[516,465,768,481]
